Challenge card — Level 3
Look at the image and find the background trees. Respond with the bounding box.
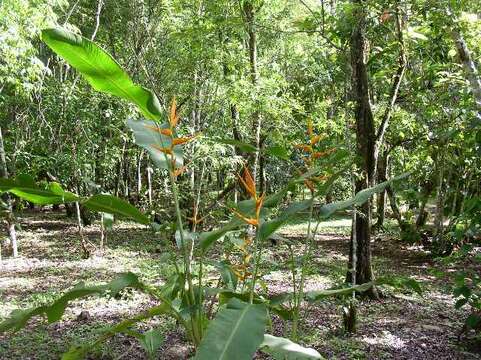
[0,0,480,318]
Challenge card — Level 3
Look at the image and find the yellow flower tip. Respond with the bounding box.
[312,175,329,183]
[169,97,179,128]
[255,192,266,218]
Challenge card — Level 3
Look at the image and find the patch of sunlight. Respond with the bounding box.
[264,271,334,293]
[0,276,36,289]
[281,218,351,235]
[362,330,406,349]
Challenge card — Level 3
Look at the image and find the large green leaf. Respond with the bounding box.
[194,298,267,360]
[260,334,323,359]
[83,194,150,225]
[0,175,79,205]
[199,217,244,252]
[259,199,313,241]
[0,273,141,333]
[126,118,183,170]
[41,28,161,120]
[318,173,409,218]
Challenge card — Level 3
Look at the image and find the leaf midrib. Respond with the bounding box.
[46,32,154,119]
[218,305,251,360]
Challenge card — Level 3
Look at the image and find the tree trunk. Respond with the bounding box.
[243,1,262,183]
[0,126,18,258]
[137,150,144,203]
[147,166,153,206]
[347,0,378,298]
[375,152,389,229]
[449,16,481,120]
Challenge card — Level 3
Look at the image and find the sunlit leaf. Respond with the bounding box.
[41,28,161,120]
[260,334,323,359]
[84,194,150,225]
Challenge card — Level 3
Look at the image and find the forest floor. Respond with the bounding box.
[0,210,480,360]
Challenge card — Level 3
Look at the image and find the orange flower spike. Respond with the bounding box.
[231,208,259,226]
[312,148,336,159]
[151,144,173,155]
[238,167,256,199]
[295,144,313,153]
[172,165,187,178]
[255,192,265,220]
[143,125,173,137]
[169,97,179,128]
[310,134,324,146]
[172,134,199,146]
[307,119,313,137]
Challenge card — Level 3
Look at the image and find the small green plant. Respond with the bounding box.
[453,260,481,340]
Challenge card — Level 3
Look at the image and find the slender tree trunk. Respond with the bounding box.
[0,126,17,257]
[348,0,378,298]
[137,150,144,203]
[243,1,262,183]
[375,152,389,229]
[434,156,446,241]
[147,166,153,206]
[449,14,481,120]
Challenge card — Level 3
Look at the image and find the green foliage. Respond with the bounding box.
[0,273,141,333]
[137,328,164,359]
[319,173,410,218]
[260,334,323,359]
[194,298,267,360]
[41,28,162,120]
[0,176,149,224]
[84,194,149,224]
[0,175,78,204]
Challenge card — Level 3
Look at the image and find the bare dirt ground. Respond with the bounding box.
[0,211,480,359]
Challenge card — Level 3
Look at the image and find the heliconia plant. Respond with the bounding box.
[0,28,414,359]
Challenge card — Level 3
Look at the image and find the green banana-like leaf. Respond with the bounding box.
[376,275,423,295]
[259,199,313,241]
[0,175,149,225]
[84,194,150,225]
[126,118,183,170]
[199,217,244,252]
[0,273,142,333]
[194,298,267,360]
[260,334,323,359]
[318,173,409,218]
[306,282,373,302]
[0,175,79,205]
[41,28,161,120]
